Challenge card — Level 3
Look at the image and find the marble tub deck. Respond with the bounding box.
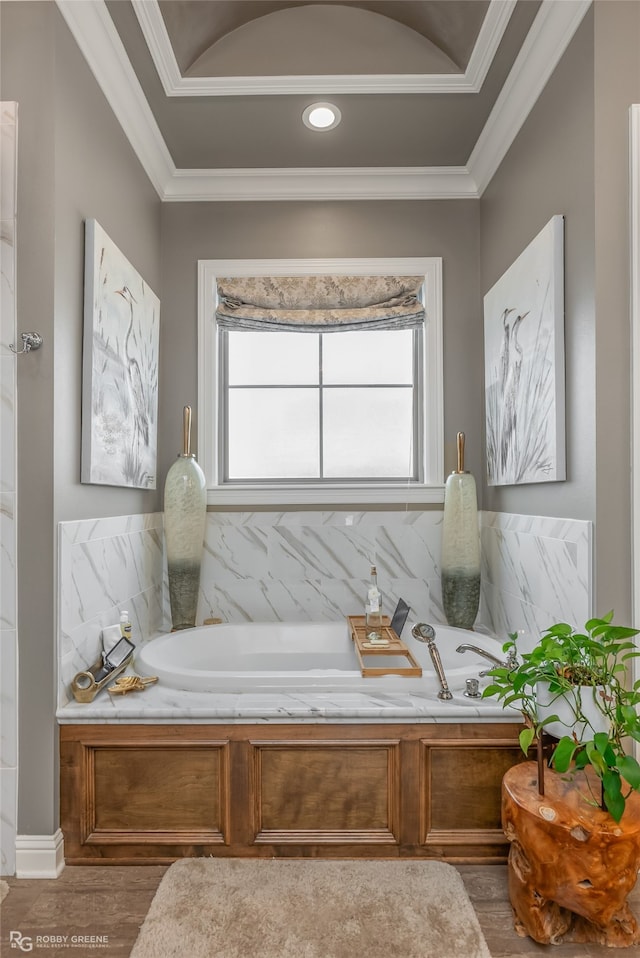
[56,668,517,724]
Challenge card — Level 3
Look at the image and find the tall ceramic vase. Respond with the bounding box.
[441,432,480,630]
[164,406,207,631]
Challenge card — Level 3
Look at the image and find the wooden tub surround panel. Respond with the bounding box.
[60,722,525,864]
[424,742,525,845]
[91,741,228,849]
[92,745,228,835]
[252,740,400,844]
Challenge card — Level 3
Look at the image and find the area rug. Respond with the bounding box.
[0,880,9,903]
[130,858,490,958]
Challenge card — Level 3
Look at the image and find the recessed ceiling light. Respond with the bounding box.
[302,102,342,131]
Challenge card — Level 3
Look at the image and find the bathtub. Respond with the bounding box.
[135,620,505,695]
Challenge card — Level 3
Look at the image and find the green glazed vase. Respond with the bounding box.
[164,407,207,630]
[441,433,481,630]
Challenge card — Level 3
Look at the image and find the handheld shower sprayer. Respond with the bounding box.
[411,623,453,701]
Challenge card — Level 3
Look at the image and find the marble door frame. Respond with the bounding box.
[0,102,18,875]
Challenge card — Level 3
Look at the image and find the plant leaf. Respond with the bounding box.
[603,775,625,822]
[519,727,535,755]
[585,741,607,775]
[616,755,640,790]
[574,748,589,769]
[551,736,578,772]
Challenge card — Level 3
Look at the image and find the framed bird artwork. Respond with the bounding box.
[483,215,565,486]
[81,219,160,488]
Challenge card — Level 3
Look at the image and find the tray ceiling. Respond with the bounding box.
[57,0,592,200]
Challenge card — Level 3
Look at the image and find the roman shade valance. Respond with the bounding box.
[215,275,425,332]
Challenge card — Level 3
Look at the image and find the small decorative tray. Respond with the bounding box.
[347,615,422,678]
[70,653,134,703]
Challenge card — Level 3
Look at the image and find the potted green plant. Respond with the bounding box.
[482,612,640,822]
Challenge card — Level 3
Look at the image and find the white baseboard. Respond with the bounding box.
[15,830,65,878]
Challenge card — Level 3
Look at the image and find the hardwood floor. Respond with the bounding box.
[0,867,163,958]
[1,863,639,957]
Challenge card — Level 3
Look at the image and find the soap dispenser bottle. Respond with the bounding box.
[365,565,383,641]
[120,610,132,641]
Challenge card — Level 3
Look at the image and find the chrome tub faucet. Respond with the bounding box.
[456,642,518,676]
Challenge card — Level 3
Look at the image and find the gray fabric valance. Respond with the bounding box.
[215,275,425,332]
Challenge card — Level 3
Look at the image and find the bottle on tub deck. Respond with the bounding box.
[365,565,385,643]
[119,610,132,641]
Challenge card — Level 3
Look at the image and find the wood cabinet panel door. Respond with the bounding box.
[251,740,401,844]
[87,745,229,844]
[422,743,524,845]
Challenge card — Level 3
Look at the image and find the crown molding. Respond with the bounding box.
[468,0,592,193]
[131,0,516,97]
[56,0,175,196]
[56,0,592,202]
[465,0,519,93]
[164,166,479,202]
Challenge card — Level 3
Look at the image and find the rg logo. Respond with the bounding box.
[9,931,33,952]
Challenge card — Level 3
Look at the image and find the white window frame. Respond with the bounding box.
[198,257,444,505]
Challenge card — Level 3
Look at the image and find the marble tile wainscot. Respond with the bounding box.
[57,513,166,709]
[196,509,445,627]
[479,512,592,650]
[56,509,595,711]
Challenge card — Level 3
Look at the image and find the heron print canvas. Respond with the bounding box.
[82,220,160,488]
[484,215,565,486]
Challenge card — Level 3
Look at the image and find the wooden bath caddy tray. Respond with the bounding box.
[347,616,422,678]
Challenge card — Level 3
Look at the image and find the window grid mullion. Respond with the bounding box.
[223,328,419,483]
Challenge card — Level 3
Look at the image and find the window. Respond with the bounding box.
[223,327,419,481]
[198,259,443,505]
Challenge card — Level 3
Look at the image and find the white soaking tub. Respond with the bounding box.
[135,620,505,695]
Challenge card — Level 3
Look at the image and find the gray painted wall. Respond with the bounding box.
[1,1,162,834]
[159,199,483,490]
[480,4,640,619]
[52,9,162,522]
[2,1,57,838]
[480,10,596,523]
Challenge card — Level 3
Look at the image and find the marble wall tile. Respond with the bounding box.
[0,359,16,494]
[0,767,17,876]
[196,510,443,627]
[0,102,16,876]
[480,511,592,650]
[0,105,16,216]
[0,630,17,768]
[57,514,166,708]
[0,494,15,630]
[201,523,270,582]
[58,514,165,635]
[58,583,166,708]
[0,226,16,362]
[267,525,378,580]
[56,509,595,709]
[1,106,17,362]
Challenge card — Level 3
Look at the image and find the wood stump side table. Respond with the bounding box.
[502,762,640,947]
